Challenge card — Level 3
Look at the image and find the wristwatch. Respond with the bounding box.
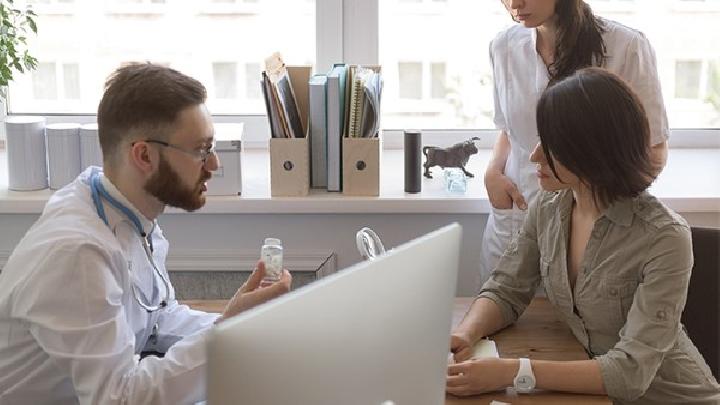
[513,357,536,393]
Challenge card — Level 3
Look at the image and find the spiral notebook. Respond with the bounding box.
[347,67,382,138]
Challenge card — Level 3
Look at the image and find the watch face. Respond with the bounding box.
[516,376,534,390]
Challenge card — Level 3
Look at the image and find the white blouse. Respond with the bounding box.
[490,18,669,202]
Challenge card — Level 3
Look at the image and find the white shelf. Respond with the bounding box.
[0,149,718,214]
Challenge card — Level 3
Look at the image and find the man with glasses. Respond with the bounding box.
[0,63,291,404]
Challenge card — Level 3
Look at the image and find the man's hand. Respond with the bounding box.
[446,358,517,397]
[218,261,292,322]
[484,168,527,210]
[450,331,475,363]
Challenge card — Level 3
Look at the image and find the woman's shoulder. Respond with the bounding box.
[600,17,651,49]
[490,24,532,54]
[633,192,690,234]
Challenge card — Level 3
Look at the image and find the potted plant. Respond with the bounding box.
[0,0,38,147]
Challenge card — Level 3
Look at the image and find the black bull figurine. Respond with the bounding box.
[423,137,481,179]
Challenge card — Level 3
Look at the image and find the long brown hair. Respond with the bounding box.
[536,68,655,208]
[551,0,607,83]
[504,0,607,83]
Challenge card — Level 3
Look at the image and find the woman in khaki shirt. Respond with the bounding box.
[447,68,720,404]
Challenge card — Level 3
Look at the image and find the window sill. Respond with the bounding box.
[0,149,718,214]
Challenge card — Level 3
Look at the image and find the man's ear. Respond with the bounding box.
[129,142,156,175]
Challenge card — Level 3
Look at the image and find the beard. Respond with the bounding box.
[144,154,211,212]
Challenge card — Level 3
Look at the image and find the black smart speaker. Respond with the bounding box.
[404,130,422,193]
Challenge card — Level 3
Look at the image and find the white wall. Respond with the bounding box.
[2,211,718,297]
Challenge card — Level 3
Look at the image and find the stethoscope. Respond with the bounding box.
[356,227,386,261]
[89,170,170,313]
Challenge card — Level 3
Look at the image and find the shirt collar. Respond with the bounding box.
[557,189,635,227]
[531,26,538,48]
[99,174,156,236]
[601,197,636,227]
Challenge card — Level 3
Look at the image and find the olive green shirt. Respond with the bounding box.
[478,189,720,404]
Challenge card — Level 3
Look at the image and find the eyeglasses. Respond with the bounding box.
[141,139,217,164]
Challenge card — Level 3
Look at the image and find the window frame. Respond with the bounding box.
[1,0,717,150]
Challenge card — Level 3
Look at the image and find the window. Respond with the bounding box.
[380,0,720,129]
[62,63,81,100]
[398,62,422,99]
[244,63,262,99]
[675,60,703,99]
[380,1,509,129]
[32,63,58,100]
[4,0,719,135]
[213,62,238,99]
[27,62,81,110]
[430,62,447,99]
[7,0,315,114]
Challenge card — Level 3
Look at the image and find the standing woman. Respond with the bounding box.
[480,0,669,283]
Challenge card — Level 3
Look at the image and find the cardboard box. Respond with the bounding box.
[342,137,380,196]
[270,137,310,196]
[206,123,243,196]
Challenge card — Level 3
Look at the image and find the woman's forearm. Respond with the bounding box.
[488,130,511,173]
[454,297,506,344]
[530,359,606,395]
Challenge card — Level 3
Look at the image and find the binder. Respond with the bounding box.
[308,74,328,188]
[326,64,348,192]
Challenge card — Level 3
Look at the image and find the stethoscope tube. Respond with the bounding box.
[90,170,170,313]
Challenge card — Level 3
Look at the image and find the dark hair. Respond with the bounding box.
[97,62,207,164]
[536,67,655,208]
[549,0,607,84]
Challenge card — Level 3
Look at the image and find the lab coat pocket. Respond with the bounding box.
[491,206,525,240]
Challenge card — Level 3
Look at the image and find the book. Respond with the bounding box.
[309,74,328,188]
[261,71,284,139]
[326,64,347,192]
[264,52,305,139]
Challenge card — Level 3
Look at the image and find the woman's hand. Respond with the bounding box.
[449,331,474,363]
[446,358,518,397]
[484,167,527,210]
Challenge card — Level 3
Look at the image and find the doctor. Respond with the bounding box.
[0,63,291,404]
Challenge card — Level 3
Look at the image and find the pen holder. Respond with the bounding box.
[5,116,48,191]
[270,137,310,197]
[46,123,81,190]
[342,137,380,196]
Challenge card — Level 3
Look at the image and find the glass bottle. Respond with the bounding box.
[261,237,283,283]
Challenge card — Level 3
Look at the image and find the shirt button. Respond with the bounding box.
[656,310,667,320]
[609,287,618,296]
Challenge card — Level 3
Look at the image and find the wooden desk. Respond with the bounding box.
[183,297,611,404]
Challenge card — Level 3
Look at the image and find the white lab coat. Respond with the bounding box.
[479,18,670,285]
[0,168,220,405]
